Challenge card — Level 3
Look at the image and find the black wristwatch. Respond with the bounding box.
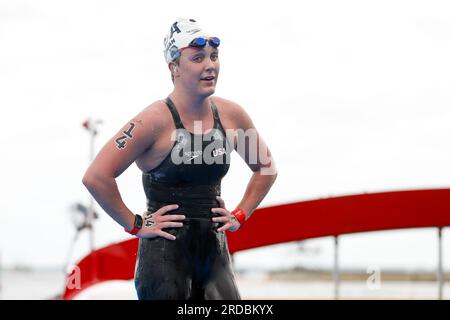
[124,214,143,235]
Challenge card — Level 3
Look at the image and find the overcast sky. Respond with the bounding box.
[1,0,450,273]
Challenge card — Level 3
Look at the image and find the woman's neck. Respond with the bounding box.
[168,90,212,119]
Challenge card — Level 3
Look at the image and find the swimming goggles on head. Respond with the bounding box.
[175,37,220,59]
[188,37,221,48]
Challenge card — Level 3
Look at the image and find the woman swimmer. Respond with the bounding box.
[82,18,277,300]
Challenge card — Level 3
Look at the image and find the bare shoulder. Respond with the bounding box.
[136,99,171,131]
[84,99,172,179]
[211,96,254,129]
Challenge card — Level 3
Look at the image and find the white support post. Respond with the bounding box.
[333,235,340,300]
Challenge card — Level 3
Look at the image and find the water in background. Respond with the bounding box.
[1,269,66,300]
[0,269,448,300]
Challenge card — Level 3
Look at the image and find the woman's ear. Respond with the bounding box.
[169,63,178,73]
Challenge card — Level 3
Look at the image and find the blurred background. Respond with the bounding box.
[1,0,450,299]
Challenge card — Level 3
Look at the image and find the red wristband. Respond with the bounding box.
[231,208,247,226]
[124,226,140,235]
[124,214,143,235]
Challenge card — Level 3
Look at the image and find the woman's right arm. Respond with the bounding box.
[81,104,162,232]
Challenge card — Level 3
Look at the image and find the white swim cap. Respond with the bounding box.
[163,18,210,64]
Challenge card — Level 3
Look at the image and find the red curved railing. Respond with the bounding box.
[62,188,450,299]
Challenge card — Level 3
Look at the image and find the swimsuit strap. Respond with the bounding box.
[165,97,225,133]
[164,97,184,129]
[210,99,226,133]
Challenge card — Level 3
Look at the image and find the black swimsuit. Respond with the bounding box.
[134,97,241,300]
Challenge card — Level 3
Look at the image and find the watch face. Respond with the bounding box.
[135,214,144,229]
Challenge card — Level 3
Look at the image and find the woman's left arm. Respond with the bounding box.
[232,104,278,220]
[211,100,278,231]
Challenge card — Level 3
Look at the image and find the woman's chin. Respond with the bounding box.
[198,86,216,96]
